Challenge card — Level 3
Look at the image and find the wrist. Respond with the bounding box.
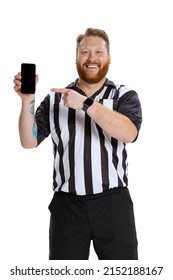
[21,95,35,111]
[21,94,35,103]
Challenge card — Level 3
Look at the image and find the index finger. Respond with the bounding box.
[14,72,21,79]
[51,88,67,93]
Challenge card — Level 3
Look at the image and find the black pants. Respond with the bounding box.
[48,187,138,260]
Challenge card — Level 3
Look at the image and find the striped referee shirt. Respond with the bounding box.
[35,78,142,195]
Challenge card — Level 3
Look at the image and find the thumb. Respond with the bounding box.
[35,74,39,84]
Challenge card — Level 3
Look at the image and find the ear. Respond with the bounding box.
[108,54,111,64]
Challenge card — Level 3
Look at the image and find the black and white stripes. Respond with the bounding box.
[36,79,142,195]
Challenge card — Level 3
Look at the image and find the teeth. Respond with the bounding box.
[87,65,97,68]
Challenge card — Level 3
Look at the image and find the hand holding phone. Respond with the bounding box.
[21,63,36,94]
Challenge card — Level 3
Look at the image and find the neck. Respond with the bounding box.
[77,78,106,97]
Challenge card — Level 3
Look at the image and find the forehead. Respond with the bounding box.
[79,36,107,50]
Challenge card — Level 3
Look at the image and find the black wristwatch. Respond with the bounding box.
[82,98,94,112]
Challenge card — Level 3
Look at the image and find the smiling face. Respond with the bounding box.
[76,36,111,84]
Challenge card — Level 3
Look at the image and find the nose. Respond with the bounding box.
[88,51,96,61]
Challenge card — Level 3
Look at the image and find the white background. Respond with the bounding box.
[0,0,172,279]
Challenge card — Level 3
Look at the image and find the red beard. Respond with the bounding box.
[76,60,110,84]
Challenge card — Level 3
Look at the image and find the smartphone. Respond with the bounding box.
[21,63,36,93]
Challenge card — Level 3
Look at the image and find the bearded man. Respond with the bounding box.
[13,28,142,260]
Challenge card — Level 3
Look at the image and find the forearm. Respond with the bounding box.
[50,87,137,143]
[19,96,38,148]
[87,101,137,143]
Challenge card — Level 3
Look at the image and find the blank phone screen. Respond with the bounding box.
[21,63,36,94]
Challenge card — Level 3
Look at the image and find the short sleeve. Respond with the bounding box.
[35,94,50,145]
[118,90,142,132]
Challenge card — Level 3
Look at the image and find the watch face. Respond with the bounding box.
[85,98,94,106]
[82,98,94,112]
